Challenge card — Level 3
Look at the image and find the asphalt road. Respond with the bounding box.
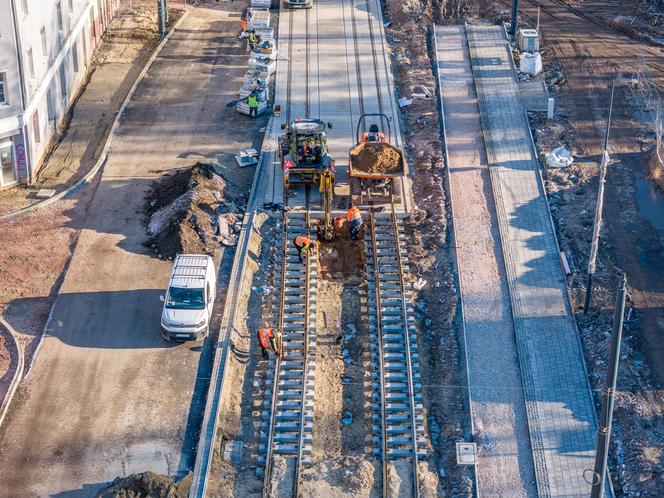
[0,5,265,496]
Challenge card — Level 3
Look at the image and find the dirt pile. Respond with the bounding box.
[145,162,245,259]
[351,145,402,175]
[96,471,192,498]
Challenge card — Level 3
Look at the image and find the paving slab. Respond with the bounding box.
[434,24,537,498]
[465,23,611,498]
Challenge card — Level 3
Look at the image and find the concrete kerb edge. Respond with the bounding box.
[189,116,276,498]
[0,317,25,430]
[0,9,190,222]
[431,24,479,497]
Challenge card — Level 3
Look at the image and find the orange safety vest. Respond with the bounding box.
[347,207,361,222]
[294,236,311,248]
[258,328,274,348]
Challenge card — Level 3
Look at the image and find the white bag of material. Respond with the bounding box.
[545,147,574,168]
[520,51,542,76]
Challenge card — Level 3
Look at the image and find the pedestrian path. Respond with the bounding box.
[434,25,536,498]
[465,23,611,498]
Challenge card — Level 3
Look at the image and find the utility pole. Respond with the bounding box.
[157,0,166,38]
[590,272,627,498]
[511,0,520,38]
[584,81,615,314]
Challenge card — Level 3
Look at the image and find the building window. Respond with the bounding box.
[0,73,7,105]
[21,0,28,15]
[40,27,47,56]
[47,87,56,121]
[59,65,67,101]
[27,48,35,79]
[56,2,64,31]
[72,42,79,73]
[68,0,73,13]
[32,111,41,143]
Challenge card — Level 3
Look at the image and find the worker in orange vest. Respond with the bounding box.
[347,205,363,240]
[258,327,280,358]
[294,235,313,263]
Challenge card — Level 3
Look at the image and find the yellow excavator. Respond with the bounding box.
[279,118,336,241]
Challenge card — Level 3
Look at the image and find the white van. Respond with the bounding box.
[160,254,216,341]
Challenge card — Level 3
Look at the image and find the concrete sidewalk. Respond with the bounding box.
[466,24,611,498]
[0,8,162,215]
[435,25,537,498]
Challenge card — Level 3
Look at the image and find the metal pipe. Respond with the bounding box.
[590,272,627,498]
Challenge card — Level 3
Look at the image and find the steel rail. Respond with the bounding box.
[369,212,390,498]
[390,200,420,498]
[305,7,310,118]
[286,7,294,123]
[261,212,290,498]
[348,0,366,119]
[293,187,312,497]
[362,0,385,115]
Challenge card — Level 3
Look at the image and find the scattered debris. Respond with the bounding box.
[398,96,413,107]
[413,277,427,290]
[545,146,574,168]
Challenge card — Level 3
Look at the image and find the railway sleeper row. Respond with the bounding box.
[258,214,318,476]
[365,215,426,460]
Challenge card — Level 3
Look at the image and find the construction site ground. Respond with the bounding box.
[457,0,664,496]
[0,1,268,495]
[0,1,170,216]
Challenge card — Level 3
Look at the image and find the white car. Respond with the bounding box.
[160,254,216,341]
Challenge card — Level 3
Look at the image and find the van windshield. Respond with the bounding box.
[166,287,205,310]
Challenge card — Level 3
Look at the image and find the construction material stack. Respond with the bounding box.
[236,9,276,116]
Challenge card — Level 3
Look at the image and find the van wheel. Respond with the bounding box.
[161,330,171,342]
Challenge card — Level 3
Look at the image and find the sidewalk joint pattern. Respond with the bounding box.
[465,23,611,498]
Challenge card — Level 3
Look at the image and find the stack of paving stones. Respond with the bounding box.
[236,9,276,116]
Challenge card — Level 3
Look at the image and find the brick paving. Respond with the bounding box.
[465,24,611,498]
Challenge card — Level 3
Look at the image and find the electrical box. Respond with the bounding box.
[518,29,540,53]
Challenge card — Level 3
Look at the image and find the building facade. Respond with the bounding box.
[0,0,119,188]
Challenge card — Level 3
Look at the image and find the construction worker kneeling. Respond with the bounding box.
[257,327,281,357]
[347,205,363,241]
[293,235,314,263]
